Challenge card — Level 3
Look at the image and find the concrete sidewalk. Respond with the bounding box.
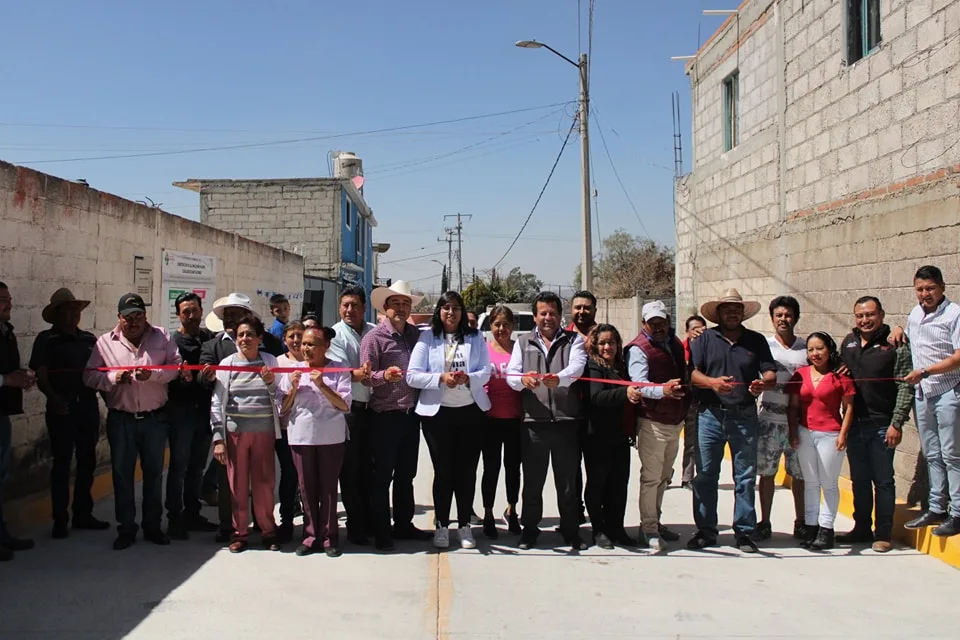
[1,436,956,639]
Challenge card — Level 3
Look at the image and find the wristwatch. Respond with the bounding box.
[921,369,930,379]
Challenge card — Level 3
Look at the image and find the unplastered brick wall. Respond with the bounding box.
[197,179,341,278]
[675,0,960,502]
[0,160,304,500]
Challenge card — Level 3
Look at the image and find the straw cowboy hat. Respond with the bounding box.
[203,293,259,333]
[699,288,762,325]
[42,288,90,324]
[370,280,423,311]
[203,296,228,333]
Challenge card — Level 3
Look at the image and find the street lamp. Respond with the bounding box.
[515,39,593,292]
[430,259,448,291]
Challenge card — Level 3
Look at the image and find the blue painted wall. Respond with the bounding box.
[339,188,375,321]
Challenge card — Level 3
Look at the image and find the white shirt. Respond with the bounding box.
[757,335,808,425]
[626,333,669,400]
[505,328,586,392]
[328,319,376,403]
[906,297,960,398]
[440,334,474,408]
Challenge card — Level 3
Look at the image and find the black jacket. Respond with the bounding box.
[583,359,633,443]
[0,322,23,416]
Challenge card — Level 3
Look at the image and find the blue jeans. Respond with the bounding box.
[846,417,896,539]
[106,409,169,535]
[915,385,960,518]
[0,415,11,540]
[693,405,759,538]
[165,403,211,520]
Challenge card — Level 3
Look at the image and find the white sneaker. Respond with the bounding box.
[433,527,450,549]
[648,535,667,551]
[458,525,476,549]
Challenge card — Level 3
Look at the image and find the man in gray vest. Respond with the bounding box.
[507,291,587,550]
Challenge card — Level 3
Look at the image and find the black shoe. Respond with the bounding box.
[932,516,960,537]
[1,536,34,551]
[52,520,69,539]
[681,481,693,490]
[215,530,231,544]
[658,524,681,542]
[295,543,316,556]
[518,531,538,550]
[275,524,294,545]
[482,514,498,539]
[686,532,717,550]
[72,515,110,530]
[800,525,820,549]
[167,520,189,541]
[324,546,343,558]
[566,536,589,551]
[835,528,874,544]
[503,508,522,535]
[753,521,772,541]
[113,533,136,551]
[810,527,834,550]
[262,536,281,551]
[579,512,587,525]
[0,546,11,561]
[792,519,810,540]
[347,532,370,546]
[184,514,219,532]
[593,532,614,550]
[392,525,432,541]
[375,536,395,551]
[144,530,171,546]
[905,511,948,530]
[736,535,759,553]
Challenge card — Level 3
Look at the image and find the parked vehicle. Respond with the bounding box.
[477,308,536,342]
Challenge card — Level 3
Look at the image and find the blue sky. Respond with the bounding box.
[1,0,727,293]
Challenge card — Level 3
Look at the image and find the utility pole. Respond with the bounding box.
[438,229,454,292]
[578,53,593,292]
[443,213,472,291]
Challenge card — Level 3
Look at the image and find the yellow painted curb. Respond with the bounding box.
[6,448,171,534]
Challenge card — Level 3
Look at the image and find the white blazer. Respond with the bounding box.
[406,330,492,417]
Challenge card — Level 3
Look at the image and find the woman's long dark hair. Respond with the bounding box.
[429,291,476,339]
[587,323,626,377]
[806,331,842,370]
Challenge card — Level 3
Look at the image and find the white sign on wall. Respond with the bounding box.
[161,250,217,332]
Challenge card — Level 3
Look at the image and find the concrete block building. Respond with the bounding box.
[675,0,959,500]
[176,160,379,324]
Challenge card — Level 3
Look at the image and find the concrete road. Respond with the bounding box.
[1,437,956,640]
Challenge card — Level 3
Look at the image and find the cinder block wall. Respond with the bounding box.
[198,180,341,278]
[675,0,960,501]
[0,161,304,500]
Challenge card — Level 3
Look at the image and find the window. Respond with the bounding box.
[722,70,739,152]
[355,219,363,262]
[344,199,352,229]
[846,0,881,64]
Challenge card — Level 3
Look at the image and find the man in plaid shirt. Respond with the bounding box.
[837,296,914,553]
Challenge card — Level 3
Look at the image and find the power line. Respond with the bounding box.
[379,250,448,266]
[13,102,573,165]
[491,117,578,270]
[590,109,653,240]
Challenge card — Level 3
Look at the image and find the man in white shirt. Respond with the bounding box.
[754,296,808,542]
[903,265,960,537]
[327,286,376,546]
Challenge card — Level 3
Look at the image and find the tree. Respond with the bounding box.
[501,267,543,303]
[460,267,544,312]
[573,229,674,299]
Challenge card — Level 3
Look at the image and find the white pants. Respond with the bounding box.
[796,427,845,529]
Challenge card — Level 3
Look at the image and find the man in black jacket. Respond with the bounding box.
[198,293,291,543]
[0,281,36,561]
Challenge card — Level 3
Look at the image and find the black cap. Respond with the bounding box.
[118,293,146,316]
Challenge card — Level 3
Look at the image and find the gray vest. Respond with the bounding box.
[517,331,581,422]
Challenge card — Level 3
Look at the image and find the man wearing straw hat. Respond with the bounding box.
[688,289,777,554]
[30,288,109,539]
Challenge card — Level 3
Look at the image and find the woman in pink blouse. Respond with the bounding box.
[481,305,524,537]
[279,326,352,557]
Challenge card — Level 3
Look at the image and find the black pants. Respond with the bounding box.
[422,405,485,528]
[46,399,100,524]
[582,435,631,538]
[575,419,587,516]
[202,457,218,495]
[481,417,522,509]
[370,410,421,537]
[165,403,211,520]
[847,419,897,540]
[274,431,298,528]
[340,403,375,537]
[521,421,580,539]
[681,403,699,484]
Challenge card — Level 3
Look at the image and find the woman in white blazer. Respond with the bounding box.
[407,291,491,550]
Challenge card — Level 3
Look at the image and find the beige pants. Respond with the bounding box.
[637,418,683,535]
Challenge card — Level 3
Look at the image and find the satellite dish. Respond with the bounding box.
[352,175,365,190]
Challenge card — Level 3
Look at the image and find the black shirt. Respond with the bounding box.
[29,327,98,407]
[840,324,909,427]
[0,322,23,416]
[170,327,215,408]
[691,326,777,407]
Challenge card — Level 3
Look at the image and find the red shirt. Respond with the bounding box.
[787,365,855,432]
[682,338,691,365]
